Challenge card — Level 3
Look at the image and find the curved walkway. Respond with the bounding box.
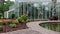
[1,29,41,34]
[27,21,60,34]
[1,21,60,34]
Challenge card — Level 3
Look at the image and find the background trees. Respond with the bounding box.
[52,0,57,16]
[0,0,14,18]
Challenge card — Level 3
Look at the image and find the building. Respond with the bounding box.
[4,0,60,19]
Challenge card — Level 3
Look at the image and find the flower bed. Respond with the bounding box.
[0,19,28,33]
[0,14,29,33]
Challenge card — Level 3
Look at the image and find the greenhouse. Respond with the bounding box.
[4,0,60,20]
[0,0,60,34]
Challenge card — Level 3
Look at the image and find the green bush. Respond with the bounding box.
[11,22,19,24]
[0,15,1,19]
[11,14,15,19]
[17,15,28,23]
[0,26,3,31]
[9,24,16,28]
[3,22,8,25]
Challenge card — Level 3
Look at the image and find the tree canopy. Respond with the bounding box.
[0,0,14,17]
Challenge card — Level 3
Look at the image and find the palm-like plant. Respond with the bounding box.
[52,0,57,16]
[49,0,58,20]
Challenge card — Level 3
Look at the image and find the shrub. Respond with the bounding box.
[49,16,58,20]
[12,22,19,24]
[3,22,8,25]
[49,17,53,20]
[9,24,16,28]
[0,26,3,31]
[53,16,58,20]
[0,15,1,19]
[11,14,15,19]
[17,15,28,23]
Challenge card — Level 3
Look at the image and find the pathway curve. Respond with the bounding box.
[27,21,60,34]
[1,21,60,34]
[1,29,42,34]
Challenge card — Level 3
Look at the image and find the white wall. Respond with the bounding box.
[4,11,8,18]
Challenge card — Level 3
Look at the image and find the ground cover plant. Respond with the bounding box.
[0,15,28,33]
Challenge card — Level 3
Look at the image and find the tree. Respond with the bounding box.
[0,0,14,18]
[49,0,58,20]
[52,0,57,16]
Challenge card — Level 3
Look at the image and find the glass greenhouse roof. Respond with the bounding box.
[15,0,60,5]
[15,0,60,2]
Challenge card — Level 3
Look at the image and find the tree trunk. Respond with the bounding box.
[2,0,4,18]
[52,0,57,16]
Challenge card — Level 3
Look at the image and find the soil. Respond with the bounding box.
[0,23,28,33]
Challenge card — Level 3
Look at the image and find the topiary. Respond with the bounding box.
[9,24,16,28]
[0,26,3,31]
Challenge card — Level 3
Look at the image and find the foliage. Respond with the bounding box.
[0,26,3,31]
[11,14,15,19]
[17,15,28,23]
[49,16,58,20]
[9,24,16,28]
[3,22,8,25]
[0,15,1,19]
[0,0,14,17]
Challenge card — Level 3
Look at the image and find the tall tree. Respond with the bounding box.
[0,0,14,17]
[52,0,57,16]
[0,0,4,17]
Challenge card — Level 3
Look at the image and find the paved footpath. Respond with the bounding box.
[27,21,60,34]
[1,21,60,34]
[0,29,42,34]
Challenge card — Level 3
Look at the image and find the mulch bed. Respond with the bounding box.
[0,23,28,33]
